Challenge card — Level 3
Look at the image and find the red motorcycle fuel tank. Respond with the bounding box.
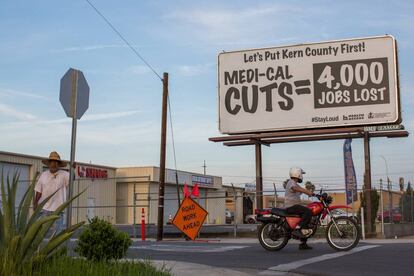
[307,202,324,215]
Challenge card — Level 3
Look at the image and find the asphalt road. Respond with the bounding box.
[124,239,414,276]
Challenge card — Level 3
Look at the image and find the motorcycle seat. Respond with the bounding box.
[270,208,301,217]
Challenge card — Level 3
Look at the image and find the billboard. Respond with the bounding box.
[218,35,400,134]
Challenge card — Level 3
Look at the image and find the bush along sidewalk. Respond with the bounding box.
[75,217,132,261]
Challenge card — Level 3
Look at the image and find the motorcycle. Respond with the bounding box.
[256,191,360,251]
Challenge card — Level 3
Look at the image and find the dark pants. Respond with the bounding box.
[286,205,312,244]
[286,204,311,229]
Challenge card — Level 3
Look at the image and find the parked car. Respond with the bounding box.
[321,208,358,226]
[377,209,402,223]
[245,214,257,224]
[225,210,234,224]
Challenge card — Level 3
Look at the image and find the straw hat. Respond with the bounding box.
[42,151,68,167]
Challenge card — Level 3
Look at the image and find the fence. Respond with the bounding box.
[2,173,414,239]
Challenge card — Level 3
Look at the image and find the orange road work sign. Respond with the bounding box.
[172,197,208,240]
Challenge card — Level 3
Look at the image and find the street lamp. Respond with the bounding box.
[379,155,390,189]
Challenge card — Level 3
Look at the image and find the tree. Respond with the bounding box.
[358,187,380,233]
[399,177,405,192]
[305,181,315,193]
[282,179,289,189]
[399,181,413,223]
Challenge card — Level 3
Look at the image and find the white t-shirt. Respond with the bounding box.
[35,170,69,211]
[284,179,302,208]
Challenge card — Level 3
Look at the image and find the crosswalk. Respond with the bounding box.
[129,243,249,253]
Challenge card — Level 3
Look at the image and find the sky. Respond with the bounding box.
[0,0,413,191]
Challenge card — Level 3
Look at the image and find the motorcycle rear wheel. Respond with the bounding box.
[326,216,360,251]
[258,223,289,251]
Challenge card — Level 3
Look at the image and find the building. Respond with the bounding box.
[330,190,402,213]
[0,151,117,224]
[1,151,252,226]
[223,185,257,224]
[116,167,226,225]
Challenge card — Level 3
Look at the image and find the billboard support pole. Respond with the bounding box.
[157,72,168,241]
[255,143,263,210]
[363,131,373,237]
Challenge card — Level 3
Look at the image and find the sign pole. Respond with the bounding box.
[67,70,78,228]
[60,68,89,229]
[157,72,168,241]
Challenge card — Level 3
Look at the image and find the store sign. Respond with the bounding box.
[77,165,108,179]
[192,175,213,187]
[218,35,400,134]
[172,197,208,240]
[245,183,256,193]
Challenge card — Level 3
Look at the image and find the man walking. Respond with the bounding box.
[34,151,69,233]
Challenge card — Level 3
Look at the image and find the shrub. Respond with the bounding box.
[75,217,132,261]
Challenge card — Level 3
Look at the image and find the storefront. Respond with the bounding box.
[0,151,228,226]
[116,167,226,225]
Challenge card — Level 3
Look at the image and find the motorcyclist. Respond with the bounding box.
[284,167,315,250]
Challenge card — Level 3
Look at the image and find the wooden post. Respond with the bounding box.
[157,72,168,241]
[255,143,263,209]
[363,131,373,236]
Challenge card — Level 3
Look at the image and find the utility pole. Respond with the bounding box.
[255,143,263,209]
[203,160,206,175]
[363,132,373,237]
[157,72,168,241]
[388,177,393,223]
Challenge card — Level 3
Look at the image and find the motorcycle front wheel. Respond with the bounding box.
[326,216,360,251]
[258,223,289,251]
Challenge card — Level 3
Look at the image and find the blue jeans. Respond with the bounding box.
[40,210,66,235]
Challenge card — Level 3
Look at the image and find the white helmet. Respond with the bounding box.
[289,167,305,183]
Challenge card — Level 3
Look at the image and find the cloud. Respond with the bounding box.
[175,63,215,76]
[129,65,153,75]
[0,88,49,100]
[2,110,142,128]
[0,103,37,121]
[164,4,314,45]
[51,44,151,53]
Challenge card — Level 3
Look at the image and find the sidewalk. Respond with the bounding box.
[150,260,252,276]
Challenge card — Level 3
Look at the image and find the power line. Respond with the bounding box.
[85,0,162,81]
[167,95,179,180]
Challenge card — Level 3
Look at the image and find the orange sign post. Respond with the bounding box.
[172,197,208,240]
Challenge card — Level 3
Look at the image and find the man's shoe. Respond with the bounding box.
[292,228,313,239]
[301,228,313,237]
[299,243,313,250]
